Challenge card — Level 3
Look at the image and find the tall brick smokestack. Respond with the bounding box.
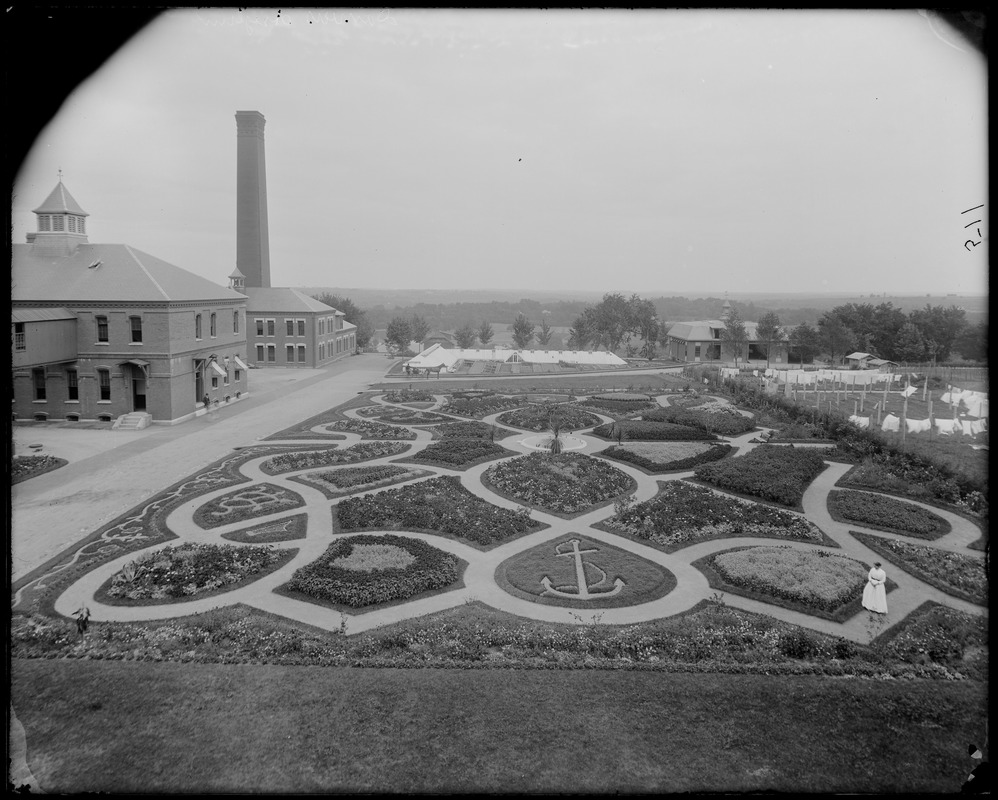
[235,110,271,288]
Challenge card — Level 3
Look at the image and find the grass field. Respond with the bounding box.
[12,659,986,794]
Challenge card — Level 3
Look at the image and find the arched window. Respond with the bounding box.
[195,314,202,339]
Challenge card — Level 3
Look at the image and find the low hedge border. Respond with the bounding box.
[826,490,951,540]
[479,469,637,521]
[691,547,898,623]
[93,547,299,607]
[593,443,735,475]
[12,455,69,484]
[849,530,987,607]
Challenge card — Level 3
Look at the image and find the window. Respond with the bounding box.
[297,345,307,363]
[68,216,77,233]
[130,316,142,343]
[98,369,111,401]
[256,319,264,336]
[286,345,295,362]
[77,217,86,234]
[14,322,25,351]
[32,368,46,401]
[286,319,295,337]
[195,314,203,339]
[319,318,324,335]
[38,215,51,232]
[267,345,276,362]
[233,311,240,334]
[67,369,79,401]
[297,319,305,337]
[266,319,275,337]
[95,315,109,343]
[210,313,217,337]
[223,366,229,385]
[211,376,218,388]
[52,215,64,232]
[234,369,242,382]
[256,344,264,362]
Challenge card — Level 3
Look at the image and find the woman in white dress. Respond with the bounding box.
[862,562,888,614]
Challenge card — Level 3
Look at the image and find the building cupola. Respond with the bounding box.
[228,265,246,292]
[28,174,90,256]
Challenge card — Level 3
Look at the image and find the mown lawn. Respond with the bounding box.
[12,659,985,794]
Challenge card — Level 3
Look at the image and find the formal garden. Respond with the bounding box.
[10,376,989,793]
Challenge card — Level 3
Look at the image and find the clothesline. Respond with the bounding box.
[849,413,988,437]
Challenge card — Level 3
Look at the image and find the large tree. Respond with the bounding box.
[477,320,494,346]
[894,321,928,364]
[719,310,749,367]
[908,305,967,364]
[755,310,784,368]
[384,316,413,354]
[312,293,374,349]
[953,319,987,362]
[511,314,535,348]
[817,313,856,365]
[453,322,478,349]
[787,322,820,368]
[567,317,592,350]
[408,315,431,350]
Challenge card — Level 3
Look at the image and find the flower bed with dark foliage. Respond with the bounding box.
[592,420,718,442]
[851,531,987,606]
[706,545,869,614]
[324,419,416,439]
[406,438,514,469]
[597,442,733,473]
[193,483,305,529]
[484,452,634,516]
[282,534,461,609]
[96,543,294,604]
[642,406,756,436]
[355,406,451,425]
[578,396,657,416]
[694,445,827,507]
[335,475,542,546]
[381,389,435,404]
[260,442,409,475]
[496,405,602,432]
[12,454,68,484]
[441,395,526,418]
[433,420,499,440]
[600,481,827,551]
[827,490,951,539]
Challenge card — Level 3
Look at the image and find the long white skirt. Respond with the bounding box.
[862,581,888,614]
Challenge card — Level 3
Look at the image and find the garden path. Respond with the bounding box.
[32,388,987,643]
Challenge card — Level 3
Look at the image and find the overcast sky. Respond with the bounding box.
[12,8,988,297]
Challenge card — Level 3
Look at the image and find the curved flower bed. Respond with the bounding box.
[642,406,755,436]
[97,543,294,604]
[851,531,987,606]
[593,420,718,442]
[694,445,827,508]
[193,483,305,530]
[12,454,68,484]
[441,395,526,418]
[708,546,868,614]
[355,406,451,425]
[382,389,434,404]
[496,405,602,432]
[222,514,308,544]
[289,465,430,499]
[336,475,541,546]
[407,438,513,469]
[578,396,657,416]
[598,442,733,473]
[283,534,461,609]
[827,490,951,539]
[434,420,498,439]
[324,419,416,439]
[260,442,409,475]
[601,481,827,551]
[485,452,634,516]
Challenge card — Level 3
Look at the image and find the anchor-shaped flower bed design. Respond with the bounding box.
[495,534,677,609]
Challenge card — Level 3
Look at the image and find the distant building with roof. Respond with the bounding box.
[232,111,356,368]
[663,299,790,365]
[844,352,898,371]
[12,180,249,425]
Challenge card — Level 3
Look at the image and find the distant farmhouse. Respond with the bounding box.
[12,181,249,425]
[844,352,898,371]
[663,299,790,365]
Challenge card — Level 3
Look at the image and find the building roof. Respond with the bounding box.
[12,243,244,304]
[243,287,346,314]
[32,182,88,216]
[11,307,78,322]
[666,319,774,342]
[845,352,874,361]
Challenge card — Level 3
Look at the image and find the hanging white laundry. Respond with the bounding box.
[881,414,901,432]
[935,418,958,436]
[752,370,759,377]
[905,418,931,434]
[961,420,975,437]
[902,386,917,398]
[848,415,870,429]
[970,419,987,436]
[963,396,985,417]
[940,392,953,404]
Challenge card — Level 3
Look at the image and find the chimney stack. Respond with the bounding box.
[235,110,271,288]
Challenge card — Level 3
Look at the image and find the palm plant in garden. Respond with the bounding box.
[547,405,564,455]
